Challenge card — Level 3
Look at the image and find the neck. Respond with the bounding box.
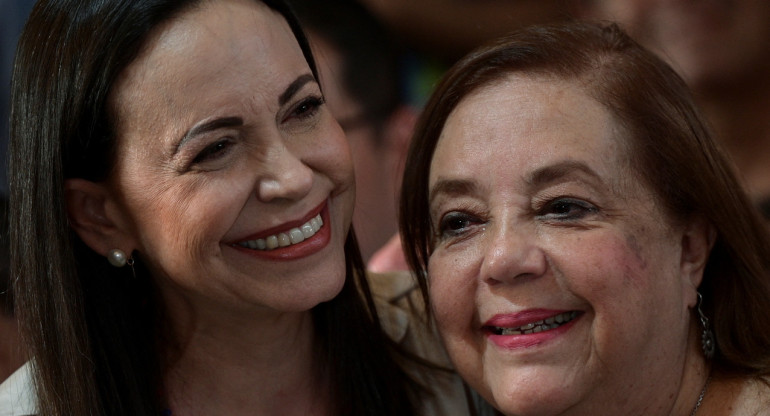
[575,320,710,416]
[162,301,331,416]
[662,322,711,416]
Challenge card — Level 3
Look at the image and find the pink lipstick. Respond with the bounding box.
[483,309,581,349]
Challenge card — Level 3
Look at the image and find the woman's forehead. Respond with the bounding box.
[436,76,618,164]
[109,0,308,139]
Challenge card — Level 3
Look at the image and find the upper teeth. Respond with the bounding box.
[495,311,578,335]
[237,214,323,250]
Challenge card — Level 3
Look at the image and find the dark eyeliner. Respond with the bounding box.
[190,138,233,166]
[287,95,324,121]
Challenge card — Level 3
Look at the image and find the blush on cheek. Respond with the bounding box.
[617,233,656,291]
[573,234,649,294]
[624,234,649,270]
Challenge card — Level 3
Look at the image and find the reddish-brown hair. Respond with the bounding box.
[400,22,770,376]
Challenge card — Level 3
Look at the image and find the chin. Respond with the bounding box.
[493,398,566,416]
[480,371,580,416]
[282,264,348,312]
[490,393,574,416]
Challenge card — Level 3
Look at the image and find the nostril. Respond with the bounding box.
[257,179,281,202]
[255,155,314,203]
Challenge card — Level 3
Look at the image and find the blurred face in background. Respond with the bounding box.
[581,0,770,90]
[311,32,413,261]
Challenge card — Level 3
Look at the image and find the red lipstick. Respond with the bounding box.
[229,201,332,261]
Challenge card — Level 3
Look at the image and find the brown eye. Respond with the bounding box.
[285,96,324,122]
[539,198,597,220]
[192,139,233,164]
[438,211,483,239]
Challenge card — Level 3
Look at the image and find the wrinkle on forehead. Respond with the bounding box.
[108,0,300,164]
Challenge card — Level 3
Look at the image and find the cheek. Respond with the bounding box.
[428,249,492,400]
[320,128,356,228]
[427,251,479,337]
[315,124,355,190]
[559,231,651,294]
[124,171,249,268]
[561,231,683,347]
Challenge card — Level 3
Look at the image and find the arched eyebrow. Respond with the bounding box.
[428,160,603,204]
[174,74,316,154]
[525,160,602,189]
[429,178,480,206]
[176,116,244,154]
[278,73,315,106]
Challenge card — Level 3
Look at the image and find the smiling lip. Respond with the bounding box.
[229,200,331,261]
[483,309,581,349]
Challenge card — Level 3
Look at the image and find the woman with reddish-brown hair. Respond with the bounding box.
[400,22,770,416]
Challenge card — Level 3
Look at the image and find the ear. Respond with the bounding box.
[679,215,717,307]
[65,178,136,258]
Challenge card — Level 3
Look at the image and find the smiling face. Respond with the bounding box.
[427,74,702,415]
[105,0,354,315]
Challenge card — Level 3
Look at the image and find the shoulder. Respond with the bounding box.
[730,376,770,416]
[366,270,437,359]
[366,271,493,416]
[0,361,36,416]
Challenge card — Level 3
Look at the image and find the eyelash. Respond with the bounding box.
[536,197,598,220]
[433,196,597,244]
[284,95,324,122]
[191,137,235,165]
[187,95,324,168]
[436,210,484,240]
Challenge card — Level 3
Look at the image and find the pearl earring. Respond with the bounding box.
[107,249,133,268]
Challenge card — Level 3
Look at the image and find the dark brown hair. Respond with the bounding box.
[10,0,418,414]
[400,22,770,377]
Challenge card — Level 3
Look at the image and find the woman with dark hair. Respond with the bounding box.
[5,0,468,415]
[400,22,770,415]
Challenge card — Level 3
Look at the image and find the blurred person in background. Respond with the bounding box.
[355,0,571,62]
[578,0,770,219]
[288,0,416,269]
[1,0,36,195]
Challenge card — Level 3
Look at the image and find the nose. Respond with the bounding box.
[256,144,314,203]
[480,225,547,285]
